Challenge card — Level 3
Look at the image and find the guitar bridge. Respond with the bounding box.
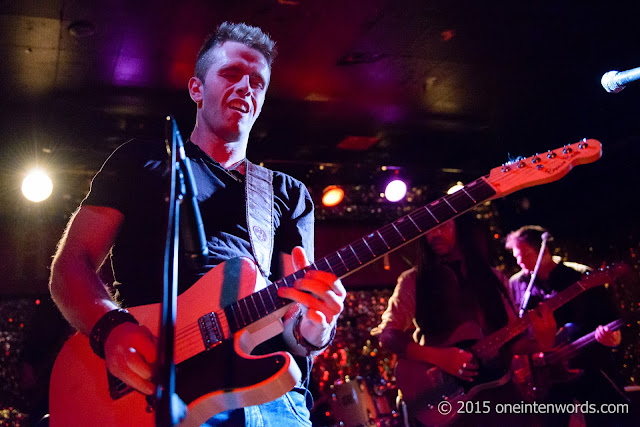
[199,312,224,350]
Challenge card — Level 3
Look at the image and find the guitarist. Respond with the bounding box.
[505,225,629,426]
[372,213,532,426]
[49,22,345,426]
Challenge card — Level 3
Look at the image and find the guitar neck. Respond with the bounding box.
[546,318,625,364]
[223,139,604,335]
[224,177,497,334]
[473,276,608,360]
[305,177,496,279]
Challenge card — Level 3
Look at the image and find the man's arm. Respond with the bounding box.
[50,205,157,395]
[50,205,123,333]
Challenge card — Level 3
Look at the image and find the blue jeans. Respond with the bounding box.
[203,391,312,427]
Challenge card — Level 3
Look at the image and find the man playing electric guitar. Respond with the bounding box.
[506,225,630,426]
[49,22,345,426]
[372,213,545,426]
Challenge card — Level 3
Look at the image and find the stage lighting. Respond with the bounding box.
[447,181,464,194]
[22,168,53,202]
[384,179,407,202]
[322,185,344,207]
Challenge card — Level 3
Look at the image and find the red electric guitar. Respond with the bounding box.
[49,139,602,426]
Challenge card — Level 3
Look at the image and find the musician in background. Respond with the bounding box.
[372,213,534,425]
[505,225,629,426]
[49,22,345,426]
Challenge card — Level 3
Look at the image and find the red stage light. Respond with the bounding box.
[322,186,344,207]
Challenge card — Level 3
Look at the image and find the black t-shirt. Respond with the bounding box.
[83,139,315,307]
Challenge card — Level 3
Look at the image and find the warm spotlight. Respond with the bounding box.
[322,186,344,207]
[384,179,407,202]
[22,168,53,202]
[447,181,464,194]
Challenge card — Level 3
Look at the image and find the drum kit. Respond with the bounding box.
[328,376,405,427]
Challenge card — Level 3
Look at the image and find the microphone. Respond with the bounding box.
[170,119,209,269]
[601,66,640,93]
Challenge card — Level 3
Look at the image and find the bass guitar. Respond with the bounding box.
[515,306,637,402]
[49,139,602,426]
[394,265,617,426]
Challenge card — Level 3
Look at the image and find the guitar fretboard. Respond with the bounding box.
[224,177,497,333]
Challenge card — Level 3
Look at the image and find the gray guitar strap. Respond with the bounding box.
[245,160,275,279]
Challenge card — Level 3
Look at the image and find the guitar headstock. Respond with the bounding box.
[486,138,602,199]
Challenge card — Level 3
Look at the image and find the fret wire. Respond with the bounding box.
[361,238,376,258]
[448,192,465,208]
[316,257,336,275]
[324,257,337,275]
[242,299,254,323]
[282,275,295,287]
[378,223,405,249]
[257,291,267,315]
[366,232,388,255]
[335,250,349,271]
[443,197,458,213]
[395,217,420,240]
[410,208,438,231]
[229,305,240,331]
[461,188,476,203]
[423,206,439,223]
[376,230,390,249]
[348,240,375,266]
[331,253,350,276]
[249,294,262,320]
[339,247,358,270]
[266,285,278,310]
[236,301,247,326]
[348,244,362,265]
[406,214,422,232]
[272,283,287,308]
[325,253,343,275]
[391,222,406,241]
[430,201,454,220]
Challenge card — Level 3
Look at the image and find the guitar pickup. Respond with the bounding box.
[199,312,224,350]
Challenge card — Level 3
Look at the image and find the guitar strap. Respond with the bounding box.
[245,160,275,279]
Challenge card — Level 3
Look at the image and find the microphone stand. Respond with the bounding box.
[518,232,549,318]
[154,116,195,426]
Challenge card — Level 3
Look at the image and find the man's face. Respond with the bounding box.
[192,41,270,142]
[511,240,539,274]
[426,221,457,257]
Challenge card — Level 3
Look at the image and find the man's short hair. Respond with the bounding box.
[505,225,552,249]
[195,22,277,81]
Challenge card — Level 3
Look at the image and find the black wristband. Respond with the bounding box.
[89,308,138,359]
[292,312,336,355]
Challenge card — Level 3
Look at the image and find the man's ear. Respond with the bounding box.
[188,77,203,105]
